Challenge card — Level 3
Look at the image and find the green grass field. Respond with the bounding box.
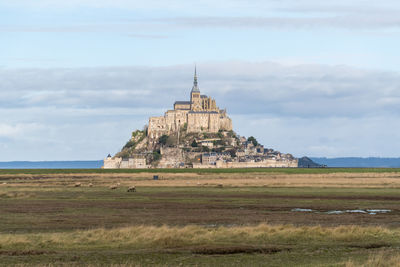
[0,167,399,175]
[1,168,400,266]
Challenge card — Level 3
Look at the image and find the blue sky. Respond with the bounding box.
[1,0,400,160]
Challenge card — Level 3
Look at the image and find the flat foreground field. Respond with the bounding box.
[1,168,400,266]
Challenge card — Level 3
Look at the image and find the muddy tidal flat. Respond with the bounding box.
[1,168,400,266]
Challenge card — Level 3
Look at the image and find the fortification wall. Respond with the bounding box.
[165,110,188,132]
[187,113,207,132]
[208,113,220,132]
[219,116,233,131]
[148,116,167,140]
[158,147,185,168]
[193,159,298,168]
[104,157,122,169]
[187,113,220,133]
[128,158,148,168]
[104,157,148,169]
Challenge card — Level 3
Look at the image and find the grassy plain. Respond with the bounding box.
[1,168,400,266]
[0,167,400,175]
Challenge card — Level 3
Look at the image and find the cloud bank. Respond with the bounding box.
[1,61,400,160]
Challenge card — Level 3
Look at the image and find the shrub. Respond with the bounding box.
[228,130,235,138]
[123,140,136,149]
[153,151,161,161]
[132,130,144,138]
[227,149,237,157]
[247,136,258,146]
[158,135,169,145]
[202,146,210,152]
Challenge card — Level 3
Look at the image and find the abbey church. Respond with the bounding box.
[147,68,232,140]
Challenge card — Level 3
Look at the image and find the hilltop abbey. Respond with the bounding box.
[147,68,232,141]
[104,67,298,169]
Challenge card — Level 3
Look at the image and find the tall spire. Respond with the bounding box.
[191,65,200,92]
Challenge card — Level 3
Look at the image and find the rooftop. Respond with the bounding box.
[174,101,191,105]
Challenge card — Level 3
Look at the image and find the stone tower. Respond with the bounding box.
[190,66,202,111]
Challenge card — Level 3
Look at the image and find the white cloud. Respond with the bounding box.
[233,114,400,157]
[161,14,400,30]
[0,123,46,139]
[1,61,400,159]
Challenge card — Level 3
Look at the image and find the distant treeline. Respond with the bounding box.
[311,157,400,168]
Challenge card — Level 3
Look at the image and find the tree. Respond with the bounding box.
[152,151,161,161]
[191,140,198,147]
[227,149,237,158]
[158,135,169,145]
[202,146,210,152]
[247,136,258,146]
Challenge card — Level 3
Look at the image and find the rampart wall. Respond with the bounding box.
[103,157,148,169]
[193,159,298,168]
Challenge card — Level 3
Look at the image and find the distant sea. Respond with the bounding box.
[311,157,400,168]
[0,161,103,169]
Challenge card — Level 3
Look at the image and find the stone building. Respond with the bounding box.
[147,68,232,140]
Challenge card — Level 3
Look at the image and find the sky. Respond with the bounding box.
[1,0,400,160]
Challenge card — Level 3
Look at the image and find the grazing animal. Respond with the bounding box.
[74,183,81,187]
[88,183,93,187]
[110,185,118,190]
[127,186,136,192]
[217,184,223,188]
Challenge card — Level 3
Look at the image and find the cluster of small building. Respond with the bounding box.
[193,137,298,168]
[104,135,298,169]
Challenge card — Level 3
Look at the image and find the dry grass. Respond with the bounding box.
[346,250,400,266]
[0,192,36,198]
[10,264,143,267]
[1,223,398,251]
[11,264,143,267]
[1,171,400,188]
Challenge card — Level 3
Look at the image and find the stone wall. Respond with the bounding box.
[103,157,148,169]
[148,116,167,140]
[187,112,220,133]
[165,110,188,132]
[104,157,122,169]
[150,109,232,138]
[193,159,298,168]
[158,147,185,168]
[174,103,190,110]
[219,116,233,131]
